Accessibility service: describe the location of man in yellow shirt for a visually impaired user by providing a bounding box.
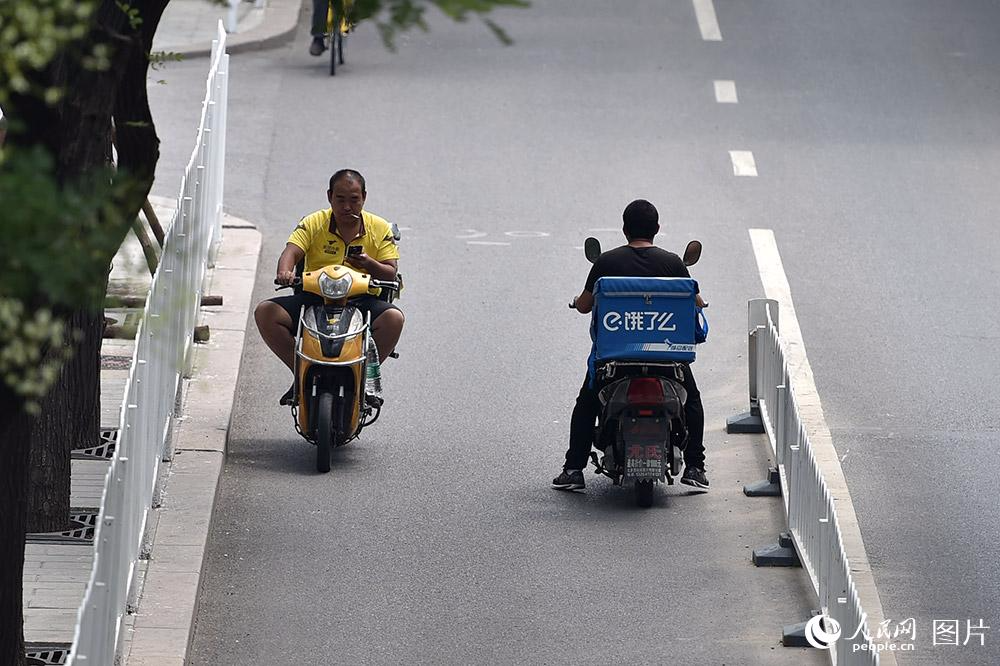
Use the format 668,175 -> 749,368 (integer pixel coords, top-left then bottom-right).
254,169 -> 404,404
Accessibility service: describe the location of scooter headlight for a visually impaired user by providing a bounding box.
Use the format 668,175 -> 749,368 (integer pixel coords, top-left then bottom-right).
318,272 -> 353,299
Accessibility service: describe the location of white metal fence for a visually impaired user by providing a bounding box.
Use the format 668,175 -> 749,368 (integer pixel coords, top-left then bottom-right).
746,298 -> 878,665
68,23 -> 229,665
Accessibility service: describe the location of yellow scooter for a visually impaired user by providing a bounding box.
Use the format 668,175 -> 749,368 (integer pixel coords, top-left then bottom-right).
276,264 -> 399,472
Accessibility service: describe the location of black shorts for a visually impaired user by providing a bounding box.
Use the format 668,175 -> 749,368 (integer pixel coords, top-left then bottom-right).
270,292 -> 400,329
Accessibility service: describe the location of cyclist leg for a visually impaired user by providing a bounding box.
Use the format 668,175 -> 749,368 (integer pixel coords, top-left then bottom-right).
309,0 -> 329,55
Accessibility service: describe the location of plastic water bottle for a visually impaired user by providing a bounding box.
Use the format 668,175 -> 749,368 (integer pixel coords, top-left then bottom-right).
365,340 -> 382,402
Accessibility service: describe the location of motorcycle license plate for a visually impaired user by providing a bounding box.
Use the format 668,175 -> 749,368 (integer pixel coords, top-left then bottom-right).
621,418 -> 667,481
625,444 -> 664,480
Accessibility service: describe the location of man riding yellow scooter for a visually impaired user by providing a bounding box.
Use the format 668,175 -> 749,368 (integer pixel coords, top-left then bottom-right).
254,169 -> 403,472
254,168 -> 404,408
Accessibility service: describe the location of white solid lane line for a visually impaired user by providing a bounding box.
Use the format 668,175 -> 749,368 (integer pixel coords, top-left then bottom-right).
714,80 -> 738,103
749,228 -> 893,657
692,0 -> 723,41
729,150 -> 758,176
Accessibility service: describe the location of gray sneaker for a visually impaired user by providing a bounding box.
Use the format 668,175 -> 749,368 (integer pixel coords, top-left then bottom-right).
309,36 -> 326,56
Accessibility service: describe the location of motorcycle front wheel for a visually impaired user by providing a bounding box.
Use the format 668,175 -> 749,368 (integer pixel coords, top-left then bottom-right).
316,391 -> 334,473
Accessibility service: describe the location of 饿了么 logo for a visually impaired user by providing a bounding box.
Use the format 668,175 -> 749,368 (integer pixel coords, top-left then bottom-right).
602,311 -> 676,333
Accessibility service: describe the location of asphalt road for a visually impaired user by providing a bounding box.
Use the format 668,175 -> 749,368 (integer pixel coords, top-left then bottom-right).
147,1 -> 1000,664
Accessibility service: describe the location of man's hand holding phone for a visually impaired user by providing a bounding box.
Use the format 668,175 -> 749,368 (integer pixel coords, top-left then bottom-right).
344,244 -> 371,272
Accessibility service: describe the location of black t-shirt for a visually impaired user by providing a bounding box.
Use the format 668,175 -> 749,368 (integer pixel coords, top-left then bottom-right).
584,245 -> 691,293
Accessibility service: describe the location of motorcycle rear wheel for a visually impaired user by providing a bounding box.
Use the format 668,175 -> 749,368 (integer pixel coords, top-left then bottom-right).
316,391 -> 334,473
635,480 -> 655,508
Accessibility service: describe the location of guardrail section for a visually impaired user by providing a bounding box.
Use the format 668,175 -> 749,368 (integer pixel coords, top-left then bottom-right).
748,298 -> 879,666
68,22 -> 229,665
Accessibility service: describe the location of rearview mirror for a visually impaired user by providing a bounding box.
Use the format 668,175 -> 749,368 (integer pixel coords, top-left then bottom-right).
682,240 -> 702,266
584,237 -> 602,264
391,223 -> 402,242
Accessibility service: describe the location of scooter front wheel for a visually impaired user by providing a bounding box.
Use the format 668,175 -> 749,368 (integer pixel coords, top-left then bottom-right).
316,391 -> 334,473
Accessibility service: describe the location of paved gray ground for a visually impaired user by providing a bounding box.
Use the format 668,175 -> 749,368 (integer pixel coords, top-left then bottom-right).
146,0 -> 1000,664
711,1 -> 1000,663
148,2 -> 823,664
153,0 -> 262,53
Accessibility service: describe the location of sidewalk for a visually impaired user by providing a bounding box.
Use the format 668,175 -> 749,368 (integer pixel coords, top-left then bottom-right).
153,0 -> 304,57
118,203 -> 261,666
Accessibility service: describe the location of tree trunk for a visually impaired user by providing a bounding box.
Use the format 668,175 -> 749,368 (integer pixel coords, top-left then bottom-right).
27,308 -> 104,533
0,391 -> 34,666
23,0 -> 170,534
0,1 -> 170,653
112,0 -> 169,216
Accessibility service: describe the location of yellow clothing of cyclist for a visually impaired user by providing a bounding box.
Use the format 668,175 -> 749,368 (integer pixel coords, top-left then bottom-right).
288,209 -> 399,273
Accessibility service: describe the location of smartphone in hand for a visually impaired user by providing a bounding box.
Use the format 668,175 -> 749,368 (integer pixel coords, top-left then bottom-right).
347,245 -> 363,257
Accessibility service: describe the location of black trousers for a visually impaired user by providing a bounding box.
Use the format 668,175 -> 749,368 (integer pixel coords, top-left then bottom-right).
311,0 -> 330,36
564,365 -> 706,471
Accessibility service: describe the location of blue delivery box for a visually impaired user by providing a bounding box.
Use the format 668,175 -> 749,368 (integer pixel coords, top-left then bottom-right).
591,277 -> 700,364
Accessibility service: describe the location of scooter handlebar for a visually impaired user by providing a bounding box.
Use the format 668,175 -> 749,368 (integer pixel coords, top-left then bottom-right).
369,279 -> 400,292
273,278 -> 302,291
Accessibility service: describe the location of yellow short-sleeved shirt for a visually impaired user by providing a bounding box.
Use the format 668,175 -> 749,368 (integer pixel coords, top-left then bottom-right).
288,209 -> 399,273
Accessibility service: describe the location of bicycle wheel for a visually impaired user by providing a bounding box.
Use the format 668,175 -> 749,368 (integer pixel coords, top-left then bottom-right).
329,26 -> 339,75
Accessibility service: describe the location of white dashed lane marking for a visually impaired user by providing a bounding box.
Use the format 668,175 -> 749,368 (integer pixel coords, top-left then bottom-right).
466,241 -> 511,246
692,0 -> 723,41
505,231 -> 551,238
729,150 -> 758,177
714,80 -> 738,103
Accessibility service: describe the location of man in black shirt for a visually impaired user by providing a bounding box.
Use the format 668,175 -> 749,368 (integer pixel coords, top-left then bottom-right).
552,199 -> 709,491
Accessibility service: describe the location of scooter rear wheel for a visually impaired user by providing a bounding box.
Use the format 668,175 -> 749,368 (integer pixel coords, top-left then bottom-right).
635,480 -> 655,508
316,391 -> 333,473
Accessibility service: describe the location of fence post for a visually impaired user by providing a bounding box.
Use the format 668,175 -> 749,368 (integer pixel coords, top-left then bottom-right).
727,298 -> 778,433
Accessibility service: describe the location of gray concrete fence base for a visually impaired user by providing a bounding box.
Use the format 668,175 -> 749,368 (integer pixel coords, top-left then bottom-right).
744,466 -> 781,497
752,532 -> 802,567
782,620 -> 811,648
726,409 -> 765,434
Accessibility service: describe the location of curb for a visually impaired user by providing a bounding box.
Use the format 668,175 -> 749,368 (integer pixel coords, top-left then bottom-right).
748,229 -> 896,665
121,215 -> 261,665
170,0 -> 304,58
